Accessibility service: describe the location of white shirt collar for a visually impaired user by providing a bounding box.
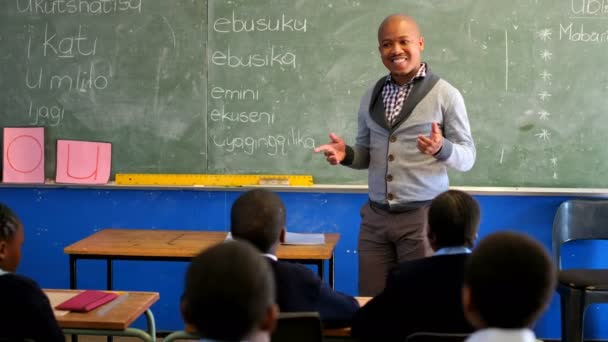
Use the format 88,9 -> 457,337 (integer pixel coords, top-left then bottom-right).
465,328 -> 536,342
0,267 -> 9,276
434,246 -> 472,256
262,253 -> 278,262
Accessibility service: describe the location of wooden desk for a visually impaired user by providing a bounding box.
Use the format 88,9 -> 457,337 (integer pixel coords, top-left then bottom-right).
64,229 -> 340,289
45,289 -> 159,342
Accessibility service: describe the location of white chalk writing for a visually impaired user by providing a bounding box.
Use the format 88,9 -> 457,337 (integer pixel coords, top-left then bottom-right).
210,86 -> 259,101
36,23 -> 97,58
16,0 -> 142,15
211,46 -> 297,69
28,101 -> 64,126
212,128 -> 315,156
25,62 -> 109,92
209,106 -> 274,126
560,22 -> 608,42
571,0 -> 608,16
213,12 -> 307,33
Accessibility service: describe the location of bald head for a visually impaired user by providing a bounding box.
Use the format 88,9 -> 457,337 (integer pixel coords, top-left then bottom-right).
378,14 -> 421,42
377,14 -> 425,85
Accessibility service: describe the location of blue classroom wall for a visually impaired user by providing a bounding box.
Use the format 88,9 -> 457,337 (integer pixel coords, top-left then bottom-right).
1,186 -> 608,339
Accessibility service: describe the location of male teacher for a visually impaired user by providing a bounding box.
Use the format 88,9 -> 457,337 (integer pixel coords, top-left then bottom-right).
314,14 -> 476,296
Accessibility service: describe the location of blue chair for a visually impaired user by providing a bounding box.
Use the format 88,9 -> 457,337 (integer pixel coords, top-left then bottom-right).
553,199 -> 608,342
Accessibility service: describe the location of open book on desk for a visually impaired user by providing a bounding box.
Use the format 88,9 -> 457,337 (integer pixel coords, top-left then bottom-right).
225,232 -> 325,245
283,232 -> 325,245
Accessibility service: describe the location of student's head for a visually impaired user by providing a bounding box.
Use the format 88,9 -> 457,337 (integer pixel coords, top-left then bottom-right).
0,203 -> 24,272
427,190 -> 480,250
377,14 -> 425,86
231,189 -> 286,254
462,231 -> 556,329
181,240 -> 278,341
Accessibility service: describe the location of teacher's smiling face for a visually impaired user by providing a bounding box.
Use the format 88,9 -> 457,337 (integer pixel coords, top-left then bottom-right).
378,15 -> 424,86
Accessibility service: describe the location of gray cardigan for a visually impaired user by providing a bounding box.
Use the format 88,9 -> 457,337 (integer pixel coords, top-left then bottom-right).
343,68 -> 475,208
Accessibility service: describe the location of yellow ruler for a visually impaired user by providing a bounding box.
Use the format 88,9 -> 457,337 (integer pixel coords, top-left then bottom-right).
115,173 -> 314,186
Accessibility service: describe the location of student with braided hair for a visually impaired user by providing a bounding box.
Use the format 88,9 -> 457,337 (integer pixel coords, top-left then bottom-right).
0,203 -> 64,341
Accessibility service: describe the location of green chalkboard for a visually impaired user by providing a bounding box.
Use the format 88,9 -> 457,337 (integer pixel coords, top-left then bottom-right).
0,0 -> 207,176
2,0 -> 608,187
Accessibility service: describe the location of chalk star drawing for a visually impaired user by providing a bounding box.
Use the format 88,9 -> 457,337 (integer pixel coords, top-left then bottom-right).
537,110 -> 551,120
550,157 -> 558,166
540,50 -> 553,61
540,70 -> 552,81
535,129 -> 551,141
537,28 -> 552,41
538,91 -> 552,101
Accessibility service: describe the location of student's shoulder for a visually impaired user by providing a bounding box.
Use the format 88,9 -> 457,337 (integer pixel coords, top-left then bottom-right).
0,274 -> 48,305
0,273 -> 43,291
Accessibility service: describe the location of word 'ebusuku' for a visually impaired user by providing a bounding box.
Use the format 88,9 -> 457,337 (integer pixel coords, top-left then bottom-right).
213,11 -> 307,33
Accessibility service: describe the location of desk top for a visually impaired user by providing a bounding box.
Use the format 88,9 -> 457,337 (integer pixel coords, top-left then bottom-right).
45,289 -> 159,330
64,229 -> 340,260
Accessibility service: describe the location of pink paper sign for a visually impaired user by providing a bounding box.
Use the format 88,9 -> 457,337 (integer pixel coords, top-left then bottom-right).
55,140 -> 111,184
3,127 -> 45,183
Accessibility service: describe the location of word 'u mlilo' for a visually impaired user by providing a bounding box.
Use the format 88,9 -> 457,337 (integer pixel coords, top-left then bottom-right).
25,62 -> 109,92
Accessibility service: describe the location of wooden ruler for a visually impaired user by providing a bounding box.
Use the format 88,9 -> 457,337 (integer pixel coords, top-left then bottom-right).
115,174 -> 314,186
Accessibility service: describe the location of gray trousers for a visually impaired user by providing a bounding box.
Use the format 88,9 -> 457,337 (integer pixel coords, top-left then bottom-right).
357,201 -> 433,296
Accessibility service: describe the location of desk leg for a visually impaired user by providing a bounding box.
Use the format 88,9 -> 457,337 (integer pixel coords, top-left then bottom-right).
106,259 -> 114,342
69,256 -> 79,342
329,254 -> 335,289
144,308 -> 157,341
318,260 -> 325,283
107,259 -> 113,290
70,255 -> 77,289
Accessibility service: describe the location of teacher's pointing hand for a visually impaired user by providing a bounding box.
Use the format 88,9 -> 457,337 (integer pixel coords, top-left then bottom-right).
313,133 -> 346,165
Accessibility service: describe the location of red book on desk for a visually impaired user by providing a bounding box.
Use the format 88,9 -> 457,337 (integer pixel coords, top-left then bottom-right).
55,290 -> 118,312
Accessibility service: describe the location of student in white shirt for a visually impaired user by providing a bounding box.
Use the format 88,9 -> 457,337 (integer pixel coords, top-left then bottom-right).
462,231 -> 556,342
